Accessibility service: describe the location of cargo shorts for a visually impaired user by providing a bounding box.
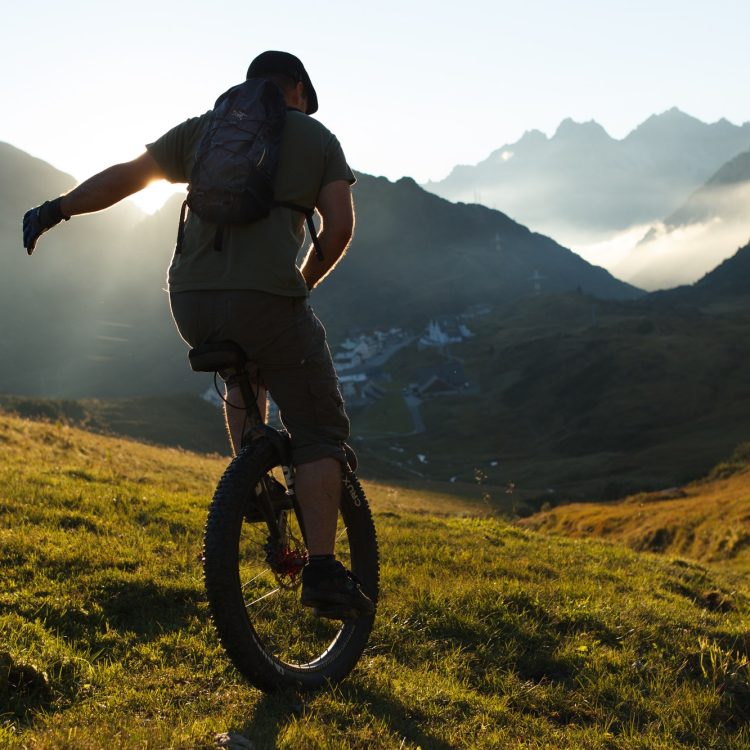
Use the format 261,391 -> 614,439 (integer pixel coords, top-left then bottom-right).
170,289 -> 349,465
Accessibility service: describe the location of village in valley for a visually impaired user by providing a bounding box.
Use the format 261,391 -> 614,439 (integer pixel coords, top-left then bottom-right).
331,304 -> 489,425
344,309 -> 485,392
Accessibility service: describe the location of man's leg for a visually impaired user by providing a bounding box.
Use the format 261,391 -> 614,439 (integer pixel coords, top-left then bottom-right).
223,375 -> 340,556
297,456 -> 374,618
224,382 -> 267,456
294,457 -> 341,555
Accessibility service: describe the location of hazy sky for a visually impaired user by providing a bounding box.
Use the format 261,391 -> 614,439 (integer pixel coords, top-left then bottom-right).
3,0 -> 750,211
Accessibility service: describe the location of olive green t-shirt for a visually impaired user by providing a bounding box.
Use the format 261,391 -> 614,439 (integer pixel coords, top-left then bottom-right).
147,108 -> 355,296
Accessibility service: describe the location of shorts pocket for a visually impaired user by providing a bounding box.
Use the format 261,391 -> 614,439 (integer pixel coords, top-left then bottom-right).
309,377 -> 348,435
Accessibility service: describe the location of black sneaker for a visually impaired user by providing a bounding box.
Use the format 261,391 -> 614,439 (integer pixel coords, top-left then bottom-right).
301,560 -> 375,621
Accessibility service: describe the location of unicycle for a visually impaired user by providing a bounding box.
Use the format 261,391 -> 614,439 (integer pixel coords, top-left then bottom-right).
188,341 -> 379,691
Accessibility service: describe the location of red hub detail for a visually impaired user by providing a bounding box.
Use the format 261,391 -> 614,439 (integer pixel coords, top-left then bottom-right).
271,546 -> 308,581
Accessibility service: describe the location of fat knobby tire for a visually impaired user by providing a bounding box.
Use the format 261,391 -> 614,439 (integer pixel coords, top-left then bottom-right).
203,439 -> 380,691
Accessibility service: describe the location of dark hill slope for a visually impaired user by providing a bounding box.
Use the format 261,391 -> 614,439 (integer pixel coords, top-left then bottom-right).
313,174 -> 639,338
356,248 -> 750,501
694,242 -> 750,295
0,141 -> 75,220
0,144 -> 151,396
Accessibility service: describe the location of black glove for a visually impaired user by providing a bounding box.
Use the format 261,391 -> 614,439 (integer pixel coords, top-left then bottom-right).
23,197 -> 69,255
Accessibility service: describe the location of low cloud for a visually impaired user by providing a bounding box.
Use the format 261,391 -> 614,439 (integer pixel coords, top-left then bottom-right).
615,218 -> 750,291
568,225 -> 652,271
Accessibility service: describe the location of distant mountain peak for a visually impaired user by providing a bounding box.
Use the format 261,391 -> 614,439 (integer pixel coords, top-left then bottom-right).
396,176 -> 420,189
661,106 -> 691,118
642,107 -> 696,123
422,109 -> 750,249
551,118 -> 612,144
518,128 -> 548,144
627,108 -> 705,139
0,140 -> 76,185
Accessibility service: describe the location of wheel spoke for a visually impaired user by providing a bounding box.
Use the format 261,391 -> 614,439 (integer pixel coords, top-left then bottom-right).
241,567 -> 272,591
247,587 -> 281,608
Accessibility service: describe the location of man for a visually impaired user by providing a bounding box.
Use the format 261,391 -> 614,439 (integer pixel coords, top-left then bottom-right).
23,51 -> 374,619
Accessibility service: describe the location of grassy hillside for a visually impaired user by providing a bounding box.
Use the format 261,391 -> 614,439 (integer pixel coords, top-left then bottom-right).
2,415 -> 750,748
0,393 -> 229,456
520,443 -> 750,572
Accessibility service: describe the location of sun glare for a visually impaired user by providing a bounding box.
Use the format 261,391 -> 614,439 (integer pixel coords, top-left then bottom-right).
129,181 -> 186,214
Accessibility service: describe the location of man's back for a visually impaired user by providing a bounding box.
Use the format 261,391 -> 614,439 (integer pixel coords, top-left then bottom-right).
147,108 -> 354,296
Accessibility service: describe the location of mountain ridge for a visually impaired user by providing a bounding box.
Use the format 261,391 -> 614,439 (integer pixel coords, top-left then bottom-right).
423,109 -> 750,248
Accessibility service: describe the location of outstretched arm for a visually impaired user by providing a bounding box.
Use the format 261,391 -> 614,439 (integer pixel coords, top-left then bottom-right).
300,179 -> 354,290
59,151 -> 165,216
23,151 -> 166,254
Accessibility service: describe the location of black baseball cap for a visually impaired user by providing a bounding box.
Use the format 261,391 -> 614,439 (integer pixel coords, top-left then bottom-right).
246,51 -> 318,114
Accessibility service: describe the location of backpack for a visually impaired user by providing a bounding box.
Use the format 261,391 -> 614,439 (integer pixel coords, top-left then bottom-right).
176,77 -> 323,259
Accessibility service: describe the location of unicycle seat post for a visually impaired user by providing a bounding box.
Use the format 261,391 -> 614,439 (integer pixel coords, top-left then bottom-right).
227,360 -> 266,445
186,339 -> 266,447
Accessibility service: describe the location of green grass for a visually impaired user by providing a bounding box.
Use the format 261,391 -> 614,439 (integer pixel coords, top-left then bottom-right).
350,391 -> 414,436
521,442 -> 750,573
2,414 -> 750,748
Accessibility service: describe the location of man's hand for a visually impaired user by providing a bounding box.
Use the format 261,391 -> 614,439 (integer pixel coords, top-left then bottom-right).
23,152 -> 166,256
23,197 -> 70,255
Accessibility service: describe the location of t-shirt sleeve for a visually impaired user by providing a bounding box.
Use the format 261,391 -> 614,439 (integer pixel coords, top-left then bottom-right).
146,115 -> 206,184
321,136 -> 356,188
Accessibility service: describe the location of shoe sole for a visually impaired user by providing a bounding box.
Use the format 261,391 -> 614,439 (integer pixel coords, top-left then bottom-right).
302,593 -> 375,620
311,605 -> 361,621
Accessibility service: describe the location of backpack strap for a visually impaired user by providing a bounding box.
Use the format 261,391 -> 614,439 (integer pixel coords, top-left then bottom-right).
277,202 -> 325,261
175,199 -> 189,255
